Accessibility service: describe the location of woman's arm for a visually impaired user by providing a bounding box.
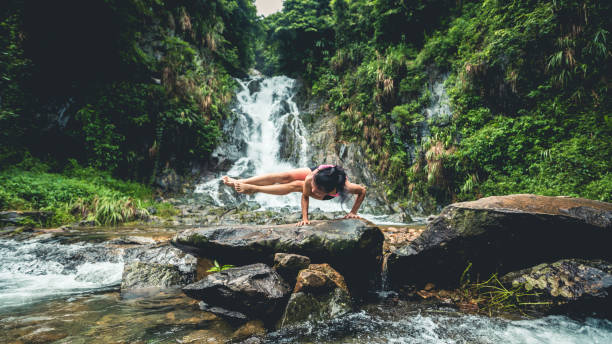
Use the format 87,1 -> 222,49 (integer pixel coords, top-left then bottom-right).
343,181 -> 366,218
297,176 -> 312,226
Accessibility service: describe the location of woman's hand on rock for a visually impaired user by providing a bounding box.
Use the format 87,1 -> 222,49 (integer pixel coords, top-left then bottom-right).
296,219 -> 311,226
343,212 -> 361,219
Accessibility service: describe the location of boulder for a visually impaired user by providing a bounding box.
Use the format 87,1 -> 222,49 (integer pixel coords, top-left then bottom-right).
173,219 -> 383,296
279,264 -> 353,327
120,244 -> 197,291
182,263 -> 291,321
273,253 -> 311,286
293,263 -> 348,294
500,259 -> 612,317
0,210 -> 52,227
387,194 -> 612,289
121,262 -> 192,290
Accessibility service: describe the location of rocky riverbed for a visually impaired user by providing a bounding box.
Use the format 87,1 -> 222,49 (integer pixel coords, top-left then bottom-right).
1,194 -> 611,343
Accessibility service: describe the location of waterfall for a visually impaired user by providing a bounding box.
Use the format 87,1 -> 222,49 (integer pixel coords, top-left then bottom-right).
420,75 -> 452,140
194,75 -> 345,212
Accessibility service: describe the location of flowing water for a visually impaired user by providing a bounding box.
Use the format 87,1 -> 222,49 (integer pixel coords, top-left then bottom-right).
193,76 -> 371,217
1,234 -> 610,344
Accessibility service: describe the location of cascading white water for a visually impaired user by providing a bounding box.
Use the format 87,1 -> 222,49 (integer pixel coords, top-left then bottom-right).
420,75 -> 452,140
0,238 -> 123,310
194,76 -> 346,212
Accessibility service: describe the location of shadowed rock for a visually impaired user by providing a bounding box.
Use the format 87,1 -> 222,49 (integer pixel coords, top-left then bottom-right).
273,253 -> 311,286
182,263 -> 290,321
501,259 -> 612,318
173,219 -> 383,296
387,194 -> 612,289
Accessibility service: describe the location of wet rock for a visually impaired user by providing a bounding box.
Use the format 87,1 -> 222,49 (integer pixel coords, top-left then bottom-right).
121,261 -> 192,290
108,236 -> 158,245
387,194 -> 612,289
155,168 -> 183,193
182,263 -> 291,321
279,264 -> 353,327
247,78 -> 263,94
501,259 -> 612,317
0,210 -> 52,227
121,244 -> 197,291
231,320 -> 266,341
174,219 -> 384,296
294,264 -> 349,294
199,301 -> 248,321
277,115 -> 305,165
273,253 -> 311,286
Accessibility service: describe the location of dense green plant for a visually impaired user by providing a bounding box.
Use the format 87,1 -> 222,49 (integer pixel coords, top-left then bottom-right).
264,0 -> 612,210
0,0 -> 258,181
0,160 -> 176,226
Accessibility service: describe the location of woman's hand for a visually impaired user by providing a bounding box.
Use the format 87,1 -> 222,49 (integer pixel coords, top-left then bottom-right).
296,219 -> 311,226
343,212 -> 361,219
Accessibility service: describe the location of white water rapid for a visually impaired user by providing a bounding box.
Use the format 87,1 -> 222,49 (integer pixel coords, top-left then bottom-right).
0,238 -> 123,310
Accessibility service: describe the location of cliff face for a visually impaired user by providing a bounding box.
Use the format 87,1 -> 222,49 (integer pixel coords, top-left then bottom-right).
294,82 -> 400,215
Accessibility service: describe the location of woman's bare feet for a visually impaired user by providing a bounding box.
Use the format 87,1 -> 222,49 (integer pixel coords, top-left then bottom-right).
234,182 -> 256,194
222,176 -> 238,187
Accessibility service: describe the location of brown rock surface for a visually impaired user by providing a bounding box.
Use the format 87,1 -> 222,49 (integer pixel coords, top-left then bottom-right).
388,194 -> 612,289
294,263 -> 348,294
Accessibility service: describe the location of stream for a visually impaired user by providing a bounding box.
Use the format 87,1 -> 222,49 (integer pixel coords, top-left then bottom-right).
1,232 -> 611,343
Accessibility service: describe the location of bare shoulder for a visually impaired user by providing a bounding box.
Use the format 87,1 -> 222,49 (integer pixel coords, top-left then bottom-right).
303,174 -> 313,193
345,180 -> 366,194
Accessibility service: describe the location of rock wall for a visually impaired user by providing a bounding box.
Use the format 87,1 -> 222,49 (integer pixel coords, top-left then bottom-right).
295,81 -> 393,215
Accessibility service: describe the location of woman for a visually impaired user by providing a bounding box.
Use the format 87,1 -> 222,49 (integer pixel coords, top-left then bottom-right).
222,165 -> 366,226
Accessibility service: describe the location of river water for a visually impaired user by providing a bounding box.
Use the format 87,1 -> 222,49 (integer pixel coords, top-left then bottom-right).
1,234 -> 611,343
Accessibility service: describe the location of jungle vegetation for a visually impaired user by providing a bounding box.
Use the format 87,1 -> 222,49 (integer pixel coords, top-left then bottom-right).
261,0 -> 611,210
0,0 -> 258,224
1,0 -> 610,224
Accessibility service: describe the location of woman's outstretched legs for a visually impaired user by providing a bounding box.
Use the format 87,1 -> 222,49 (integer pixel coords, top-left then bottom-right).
234,180 -> 304,195
223,168 -> 310,186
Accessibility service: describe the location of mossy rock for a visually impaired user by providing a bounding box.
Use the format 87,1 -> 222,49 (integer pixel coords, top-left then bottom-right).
388,194 -> 612,289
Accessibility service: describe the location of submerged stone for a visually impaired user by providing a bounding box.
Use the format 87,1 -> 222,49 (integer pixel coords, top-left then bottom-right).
280,288 -> 353,328
387,194 -> 612,289
173,219 -> 383,296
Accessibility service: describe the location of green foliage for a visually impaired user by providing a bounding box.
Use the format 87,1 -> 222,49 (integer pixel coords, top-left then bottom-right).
264,0 -> 611,209
467,273 -> 550,316
260,0 -> 335,80
207,260 -> 236,273
0,160 -> 175,227
0,0 -> 258,181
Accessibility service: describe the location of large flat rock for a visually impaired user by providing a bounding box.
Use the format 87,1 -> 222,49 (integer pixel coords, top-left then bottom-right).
173,219 -> 384,296
387,194 -> 612,289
